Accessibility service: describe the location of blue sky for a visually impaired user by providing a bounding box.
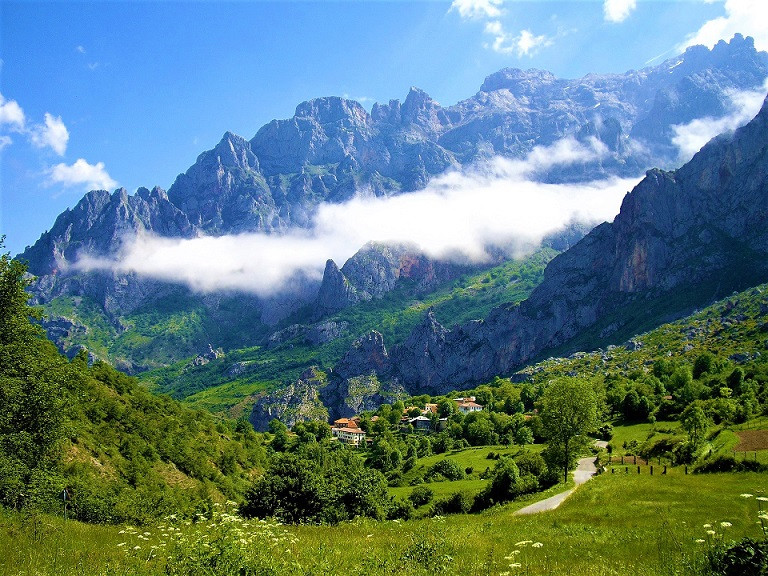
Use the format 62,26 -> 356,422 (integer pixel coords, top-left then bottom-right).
1,0 -> 765,257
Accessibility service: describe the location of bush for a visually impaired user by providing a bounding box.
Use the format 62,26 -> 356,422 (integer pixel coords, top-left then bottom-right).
695,456 -> 768,474
672,441 -> 696,465
431,491 -> 472,515
408,485 -> 434,507
425,459 -> 465,481
387,498 -> 415,521
707,537 -> 768,576
514,451 -> 547,477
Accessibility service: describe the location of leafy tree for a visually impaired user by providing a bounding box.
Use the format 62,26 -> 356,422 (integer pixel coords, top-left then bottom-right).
681,402 -> 710,448
693,352 -> 715,380
0,244 -> 69,509
539,378 -> 598,483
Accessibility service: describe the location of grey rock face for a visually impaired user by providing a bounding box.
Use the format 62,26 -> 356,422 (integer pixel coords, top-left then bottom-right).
389,93 -> 768,392
314,259 -> 362,316
248,367 -> 330,431
319,373 -> 406,421
333,331 -> 392,381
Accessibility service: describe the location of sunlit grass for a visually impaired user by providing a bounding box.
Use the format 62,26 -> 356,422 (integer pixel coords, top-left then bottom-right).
4,471 -> 766,575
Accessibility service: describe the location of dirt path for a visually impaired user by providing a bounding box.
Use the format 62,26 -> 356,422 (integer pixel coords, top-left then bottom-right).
514,455 -> 598,516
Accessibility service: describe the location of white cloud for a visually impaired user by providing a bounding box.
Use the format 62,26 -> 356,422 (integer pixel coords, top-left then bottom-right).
449,0 -> 551,57
0,136 -> 12,150
485,21 -> 552,57
680,0 -> 768,52
0,94 -> 26,131
30,113 -> 69,156
671,79 -> 768,161
47,158 -> 117,191
450,0 -> 503,20
75,136 -> 637,296
603,0 -> 636,23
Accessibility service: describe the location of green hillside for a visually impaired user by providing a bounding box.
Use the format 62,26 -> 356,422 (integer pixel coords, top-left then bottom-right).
0,247 -> 267,526
142,248 -> 558,413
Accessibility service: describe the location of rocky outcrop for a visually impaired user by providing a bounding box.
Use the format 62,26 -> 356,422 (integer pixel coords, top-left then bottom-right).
387,92 -> 768,392
314,259 -> 362,315
319,373 -> 406,422
248,367 -> 330,431
333,331 -> 392,380
313,242 -> 477,315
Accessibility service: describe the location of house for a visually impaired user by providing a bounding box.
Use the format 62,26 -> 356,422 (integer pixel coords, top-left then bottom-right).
333,417 -> 358,429
332,426 -> 366,446
423,403 -> 438,414
456,399 -> 483,414
408,415 -> 432,432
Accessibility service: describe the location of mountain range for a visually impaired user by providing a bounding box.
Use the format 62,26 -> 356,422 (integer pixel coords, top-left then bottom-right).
15,35 -> 768,422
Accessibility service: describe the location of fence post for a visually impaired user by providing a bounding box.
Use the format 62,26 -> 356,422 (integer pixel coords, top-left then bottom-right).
637,466 -> 640,474
650,465 -> 653,476
663,465 -> 667,475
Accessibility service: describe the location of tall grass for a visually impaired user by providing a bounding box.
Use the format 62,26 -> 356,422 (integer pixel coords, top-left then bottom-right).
3,472 -> 765,575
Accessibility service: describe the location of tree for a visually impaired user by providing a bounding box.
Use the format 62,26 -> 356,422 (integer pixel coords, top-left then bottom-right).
681,402 -> 710,448
539,378 -> 598,483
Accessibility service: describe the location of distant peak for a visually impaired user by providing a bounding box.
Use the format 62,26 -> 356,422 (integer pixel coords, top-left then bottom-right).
294,97 -> 368,122
480,67 -> 557,94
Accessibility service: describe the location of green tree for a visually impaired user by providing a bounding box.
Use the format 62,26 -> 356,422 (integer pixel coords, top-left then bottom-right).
539,378 -> 598,483
681,402 -> 710,448
0,243 -> 69,509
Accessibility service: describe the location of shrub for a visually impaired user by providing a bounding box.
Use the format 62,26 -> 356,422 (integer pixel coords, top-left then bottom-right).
695,456 -> 768,474
707,537 -> 768,576
425,459 -> 465,481
514,451 -> 547,477
387,498 -> 415,521
431,491 -> 472,515
408,485 -> 434,507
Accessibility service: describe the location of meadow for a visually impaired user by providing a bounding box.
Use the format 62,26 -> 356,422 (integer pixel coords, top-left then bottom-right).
2,470 -> 766,576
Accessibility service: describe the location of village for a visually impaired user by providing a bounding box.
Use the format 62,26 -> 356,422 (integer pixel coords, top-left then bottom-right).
330,397 -> 484,446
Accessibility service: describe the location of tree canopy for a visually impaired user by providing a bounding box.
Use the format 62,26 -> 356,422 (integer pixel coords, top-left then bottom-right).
539,378 -> 598,483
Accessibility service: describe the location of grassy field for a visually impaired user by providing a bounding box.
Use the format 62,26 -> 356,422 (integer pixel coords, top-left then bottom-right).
3,471 -> 766,576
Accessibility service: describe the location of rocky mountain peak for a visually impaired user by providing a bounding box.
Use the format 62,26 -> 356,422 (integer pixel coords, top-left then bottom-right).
315,259 -> 360,315
211,131 -> 260,173
479,68 -> 559,95
293,96 -> 370,127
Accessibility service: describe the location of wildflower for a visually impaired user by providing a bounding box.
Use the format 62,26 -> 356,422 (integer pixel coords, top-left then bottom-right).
118,530 -> 125,534
366,534 -> 373,538
133,546 -> 141,551
695,539 -> 706,544
117,542 -> 126,547
720,522 -> 732,528
515,540 -> 533,546
756,497 -> 768,502
532,542 -> 544,548
741,493 -> 754,498
706,530 -> 716,536
509,563 -> 522,568
703,523 -> 712,528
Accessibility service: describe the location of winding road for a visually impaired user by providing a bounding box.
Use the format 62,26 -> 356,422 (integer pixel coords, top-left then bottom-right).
514,442 -> 606,516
